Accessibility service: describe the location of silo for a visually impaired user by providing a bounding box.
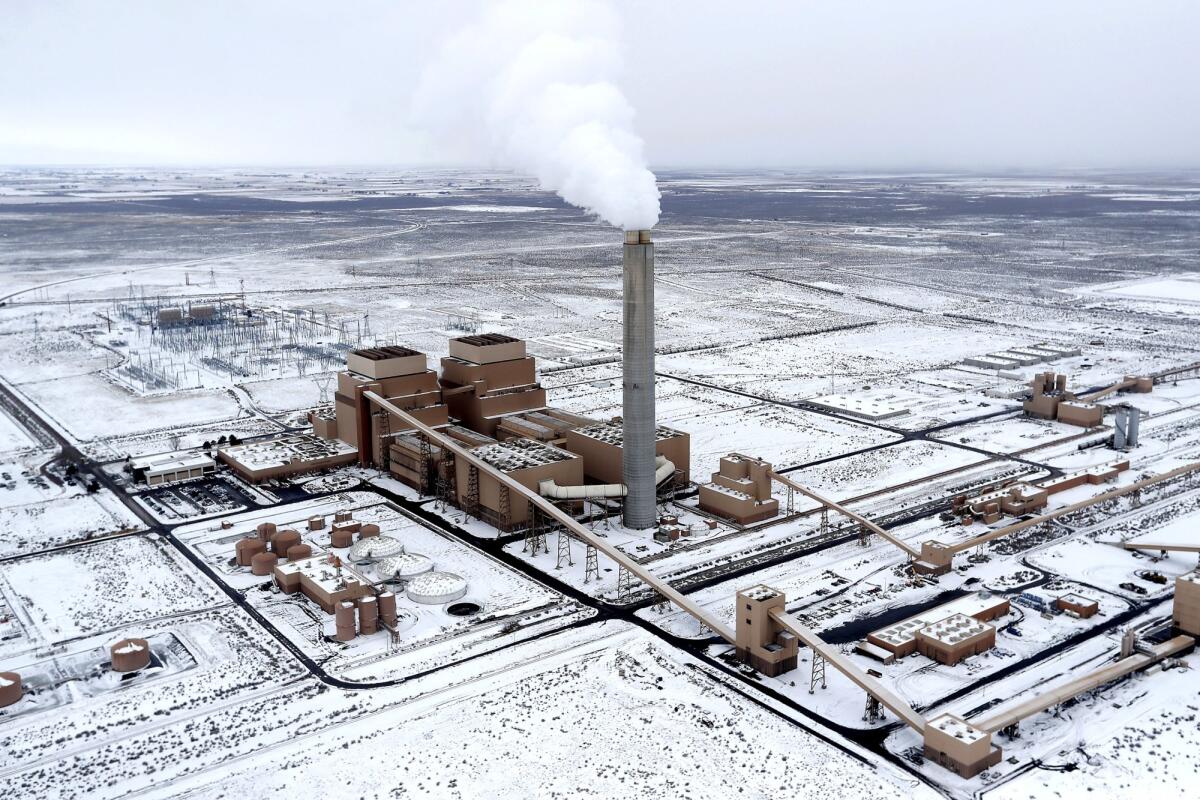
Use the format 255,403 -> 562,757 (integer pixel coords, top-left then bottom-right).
359,523 -> 381,539
307,515 -> 326,531
250,552 -> 278,576
110,638 -> 151,672
335,600 -> 356,642
358,595 -> 379,635
235,537 -> 266,567
622,229 -> 657,530
256,521 -> 277,542
271,529 -> 301,556
0,672 -> 22,708
286,544 -> 312,562
378,591 -> 398,626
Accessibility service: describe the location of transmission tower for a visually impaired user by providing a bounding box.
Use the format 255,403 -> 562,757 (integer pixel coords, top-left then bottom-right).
862,695 -> 884,722
809,651 -> 827,693
523,501 -> 547,555
583,544 -> 599,583
556,527 -> 574,569
617,566 -> 636,602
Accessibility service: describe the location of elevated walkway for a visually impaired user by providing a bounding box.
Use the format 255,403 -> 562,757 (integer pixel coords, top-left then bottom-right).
770,609 -> 925,732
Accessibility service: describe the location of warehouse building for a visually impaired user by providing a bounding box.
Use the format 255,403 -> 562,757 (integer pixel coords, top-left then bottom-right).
218,434 -> 357,483
866,593 -> 1009,661
130,452 -> 216,486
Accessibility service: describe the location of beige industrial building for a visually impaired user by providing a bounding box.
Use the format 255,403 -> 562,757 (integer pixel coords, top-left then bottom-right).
440,334 -> 548,438
1023,372 -> 1103,428
563,422 -> 690,486
274,553 -> 376,613
1055,593 -> 1099,618
1174,571 -> 1200,636
866,593 -> 1008,661
335,345 -> 450,466
218,433 -> 357,483
735,585 -> 799,676
699,454 -> 779,524
923,714 -> 1002,778
455,438 -> 585,529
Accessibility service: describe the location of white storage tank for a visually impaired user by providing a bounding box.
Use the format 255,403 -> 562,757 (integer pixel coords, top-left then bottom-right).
374,552 -> 434,581
347,535 -> 406,562
406,571 -> 468,605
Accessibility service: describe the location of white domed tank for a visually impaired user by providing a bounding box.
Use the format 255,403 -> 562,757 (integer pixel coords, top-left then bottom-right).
374,552 -> 434,581
346,535 -> 406,562
406,571 -> 468,605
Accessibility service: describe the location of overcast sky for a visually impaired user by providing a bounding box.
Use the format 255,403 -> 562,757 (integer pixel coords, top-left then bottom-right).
2,0 -> 1198,170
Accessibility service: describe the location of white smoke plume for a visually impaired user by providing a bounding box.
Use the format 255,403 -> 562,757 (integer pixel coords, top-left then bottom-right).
412,0 -> 660,231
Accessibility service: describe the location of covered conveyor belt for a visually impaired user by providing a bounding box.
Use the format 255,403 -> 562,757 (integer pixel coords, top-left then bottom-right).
1121,539 -> 1200,554
362,391 -> 735,641
770,609 -> 926,732
973,635 -> 1194,733
769,471 -> 920,559
945,461 -> 1200,556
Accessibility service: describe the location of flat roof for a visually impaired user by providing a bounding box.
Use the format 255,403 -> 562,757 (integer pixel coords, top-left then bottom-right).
572,422 -> 685,446
131,452 -> 215,472
452,333 -> 521,346
870,592 -> 1007,648
350,345 -> 422,361
742,585 -> 779,602
918,613 -> 992,646
928,713 -> 989,744
219,433 -> 356,471
472,439 -> 577,471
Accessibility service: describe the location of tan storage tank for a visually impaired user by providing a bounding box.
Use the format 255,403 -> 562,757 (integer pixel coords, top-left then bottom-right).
235,537 -> 267,567
331,527 -> 354,548
0,672 -> 22,708
257,521 -> 277,541
110,638 -> 151,672
308,515 -> 326,531
272,529 -> 301,556
251,552 -> 279,576
378,591 -> 397,626
335,510 -> 353,524
359,523 -> 381,539
358,595 -> 379,635
335,600 -> 356,642
286,544 -> 313,562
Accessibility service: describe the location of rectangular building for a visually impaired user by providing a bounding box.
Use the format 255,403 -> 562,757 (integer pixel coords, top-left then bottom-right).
456,438 -> 583,529
563,422 -> 690,486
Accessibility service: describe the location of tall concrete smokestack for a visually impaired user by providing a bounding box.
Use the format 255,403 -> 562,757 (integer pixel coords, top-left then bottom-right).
622,229 -> 656,529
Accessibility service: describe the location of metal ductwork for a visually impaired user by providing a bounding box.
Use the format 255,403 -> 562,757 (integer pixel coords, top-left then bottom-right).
622,229 -> 656,529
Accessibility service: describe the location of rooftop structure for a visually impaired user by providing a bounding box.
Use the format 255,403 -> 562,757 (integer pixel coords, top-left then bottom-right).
867,593 -> 1009,658
440,334 -> 545,437
455,439 -> 584,529
805,393 -> 910,421
217,433 -> 357,483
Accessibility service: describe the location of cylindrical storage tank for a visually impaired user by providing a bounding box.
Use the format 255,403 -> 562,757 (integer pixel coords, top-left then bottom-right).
0,672 -> 22,708
110,638 -> 151,672
256,521 -> 277,541
286,544 -> 312,562
335,600 -> 356,641
378,591 -> 397,626
308,515 -> 326,531
235,537 -> 266,567
335,510 -> 353,523
251,552 -> 279,576
406,571 -> 468,605
331,528 -> 354,548
347,535 -> 405,563
358,523 -> 381,540
374,552 -> 433,582
271,529 -> 301,556
358,595 -> 379,634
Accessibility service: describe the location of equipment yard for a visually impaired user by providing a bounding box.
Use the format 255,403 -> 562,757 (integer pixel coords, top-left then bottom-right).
1,167 -> 1199,799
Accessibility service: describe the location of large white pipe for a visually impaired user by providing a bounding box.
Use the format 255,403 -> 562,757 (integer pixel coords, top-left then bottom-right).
540,457 -> 674,500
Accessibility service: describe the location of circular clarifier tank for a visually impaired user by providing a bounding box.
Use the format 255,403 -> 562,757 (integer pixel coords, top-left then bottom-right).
406,571 -> 468,605
374,552 -> 434,581
346,535 -> 406,562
